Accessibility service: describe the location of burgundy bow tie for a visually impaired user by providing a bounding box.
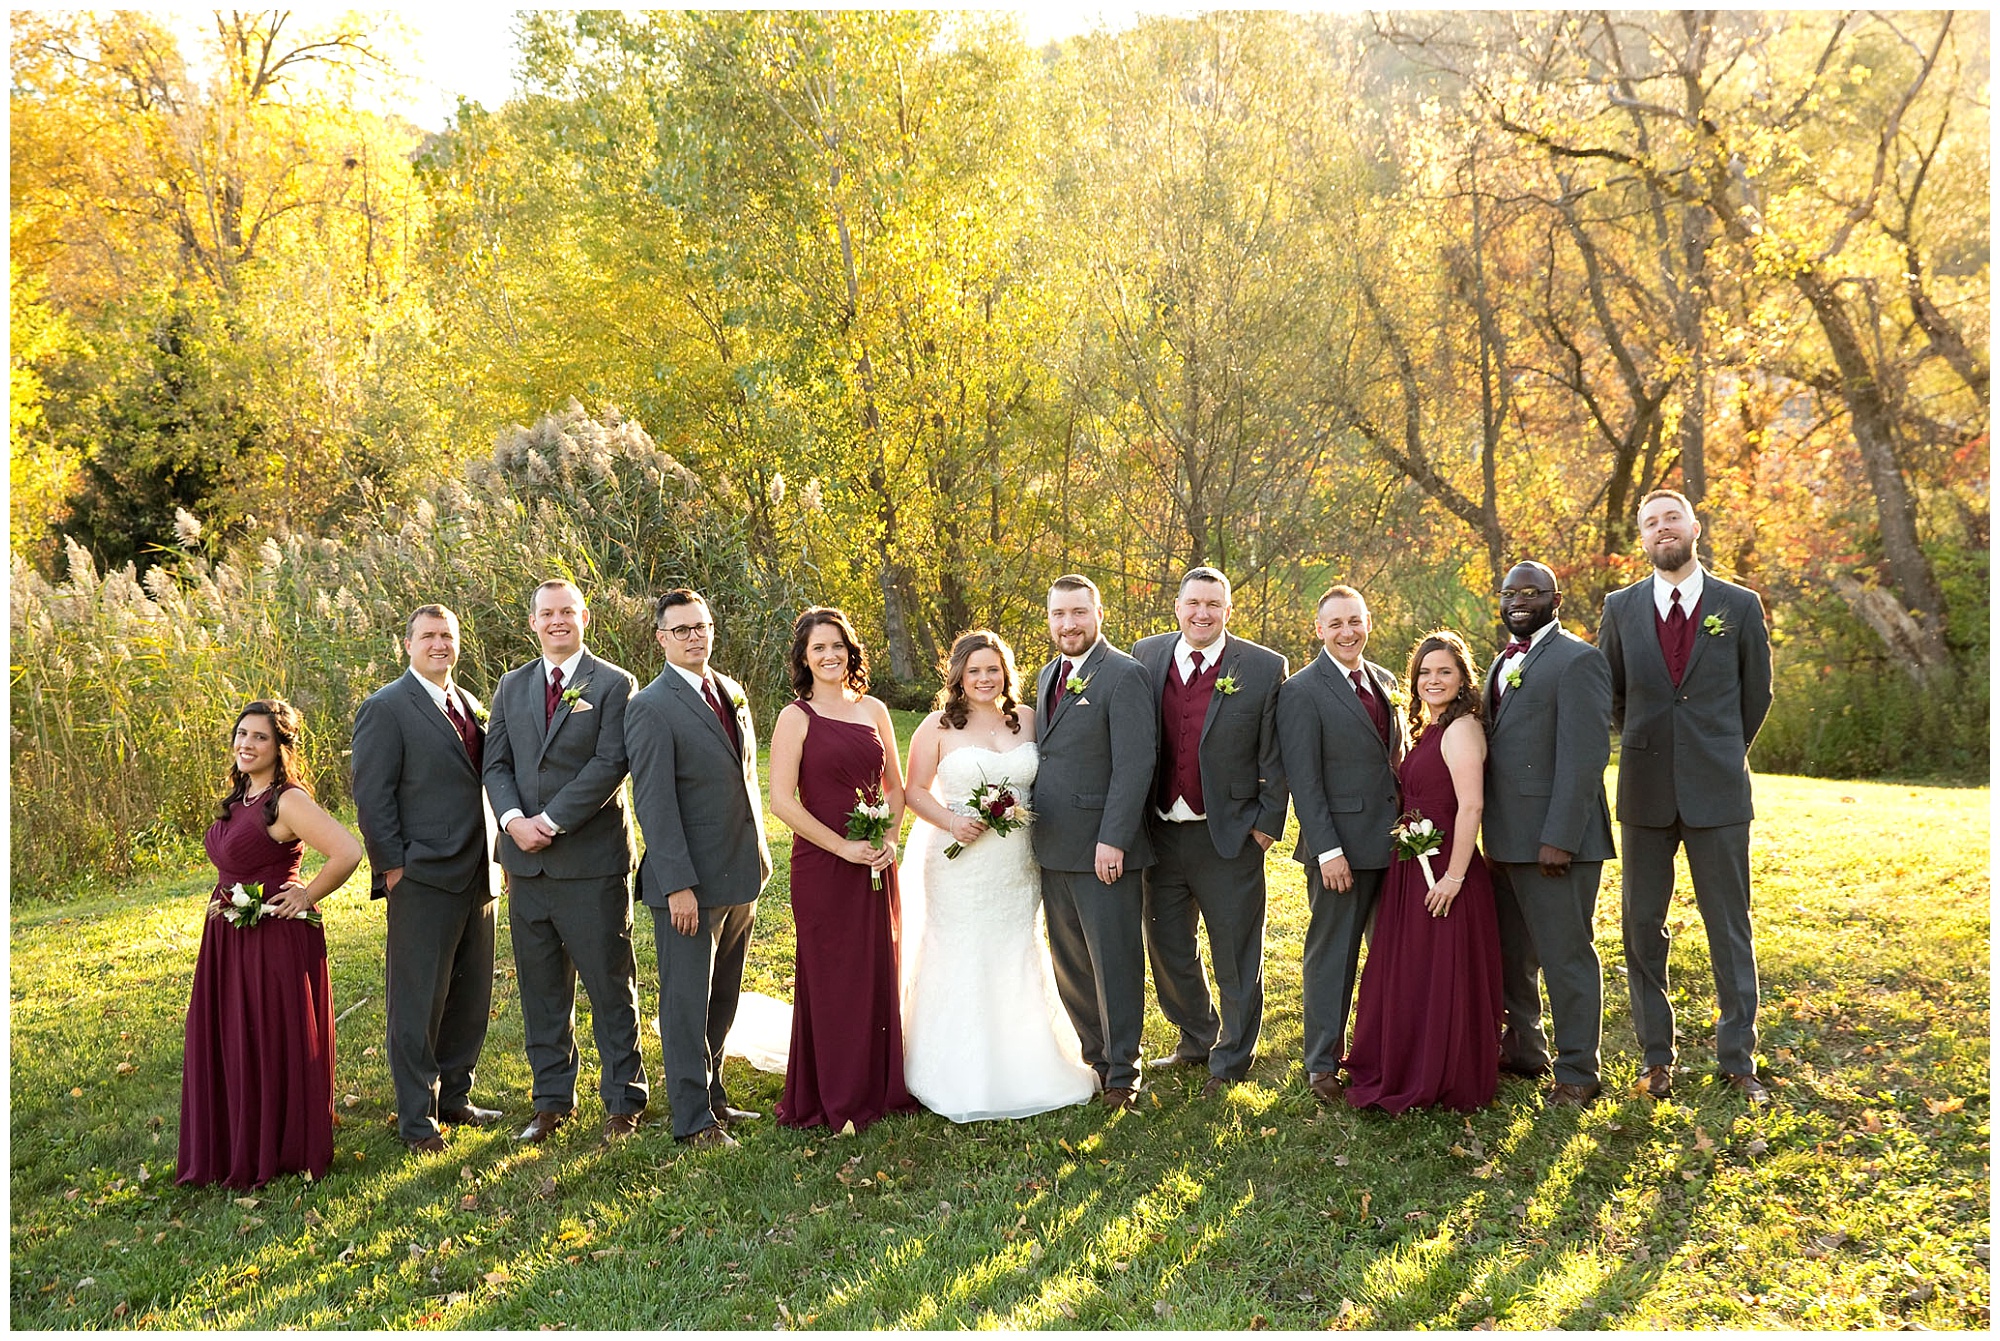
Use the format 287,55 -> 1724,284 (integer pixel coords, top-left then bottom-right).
1502,640 -> 1531,659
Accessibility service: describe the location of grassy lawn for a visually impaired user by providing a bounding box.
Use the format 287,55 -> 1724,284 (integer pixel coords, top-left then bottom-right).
9,757 -> 1989,1330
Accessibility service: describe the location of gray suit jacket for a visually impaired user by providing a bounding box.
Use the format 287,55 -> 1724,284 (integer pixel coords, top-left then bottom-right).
1030,640 -> 1159,873
1482,625 -> 1615,863
482,648 -> 637,880
626,666 -> 772,909
352,669 -> 496,900
1598,569 -> 1774,828
1131,632 -> 1290,860
1276,653 -> 1404,872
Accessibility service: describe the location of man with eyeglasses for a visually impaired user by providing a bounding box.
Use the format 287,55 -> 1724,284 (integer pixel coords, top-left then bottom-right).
625,589 -> 773,1148
1481,561 -> 1615,1107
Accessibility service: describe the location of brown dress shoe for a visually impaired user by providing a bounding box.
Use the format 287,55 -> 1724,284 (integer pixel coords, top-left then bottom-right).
514,1108 -> 575,1143
1640,1065 -> 1672,1099
1545,1081 -> 1602,1108
440,1103 -> 503,1128
678,1124 -> 739,1149
1722,1072 -> 1770,1103
602,1112 -> 643,1141
712,1105 -> 762,1126
1098,1086 -> 1138,1110
1200,1076 -> 1231,1099
1308,1071 -> 1343,1104
405,1134 -> 447,1153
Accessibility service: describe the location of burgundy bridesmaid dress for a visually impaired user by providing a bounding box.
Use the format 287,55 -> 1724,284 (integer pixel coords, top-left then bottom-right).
777,702 -> 918,1132
1343,722 -> 1504,1113
177,785 -> 336,1187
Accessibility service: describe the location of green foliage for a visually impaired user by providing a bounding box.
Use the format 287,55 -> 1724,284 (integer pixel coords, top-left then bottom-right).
1754,658 -> 1989,781
8,773 -> 1988,1327
9,404 -> 809,886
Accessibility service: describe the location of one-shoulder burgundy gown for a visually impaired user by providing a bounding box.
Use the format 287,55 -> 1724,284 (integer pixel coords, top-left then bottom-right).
177,786 -> 336,1187
777,702 -> 918,1132
1343,722 -> 1504,1113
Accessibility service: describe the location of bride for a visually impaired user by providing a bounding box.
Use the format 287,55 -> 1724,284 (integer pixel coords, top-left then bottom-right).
900,630 -> 1098,1121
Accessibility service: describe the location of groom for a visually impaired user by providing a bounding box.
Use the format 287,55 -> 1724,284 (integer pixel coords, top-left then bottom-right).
626,589 -> 772,1150
1033,574 -> 1159,1110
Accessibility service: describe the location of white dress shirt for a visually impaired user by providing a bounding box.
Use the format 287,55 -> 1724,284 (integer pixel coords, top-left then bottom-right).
1492,617 -> 1559,700
497,648 -> 589,833
1651,567 -> 1706,621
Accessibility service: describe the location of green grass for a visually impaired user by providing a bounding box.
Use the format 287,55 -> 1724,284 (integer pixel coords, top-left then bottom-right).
10,765 -> 1989,1329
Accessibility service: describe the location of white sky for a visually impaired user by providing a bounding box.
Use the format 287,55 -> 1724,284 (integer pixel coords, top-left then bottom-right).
141,6 -> 1220,129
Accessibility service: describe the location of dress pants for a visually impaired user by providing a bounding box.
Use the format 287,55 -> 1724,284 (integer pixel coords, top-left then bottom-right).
1142,821 -> 1267,1081
508,872 -> 649,1115
1492,859 -> 1605,1087
652,899 -> 756,1139
384,875 -> 496,1143
1301,862 -> 1383,1076
1041,866 -> 1146,1093
1620,820 -> 1760,1076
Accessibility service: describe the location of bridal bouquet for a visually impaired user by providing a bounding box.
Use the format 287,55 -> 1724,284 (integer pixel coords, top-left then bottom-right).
210,881 -> 322,929
1389,813 -> 1444,889
845,788 -> 895,889
943,778 -> 1033,859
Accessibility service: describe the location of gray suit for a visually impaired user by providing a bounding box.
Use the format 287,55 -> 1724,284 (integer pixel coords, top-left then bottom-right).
1276,652 -> 1404,1076
1031,640 -> 1158,1092
626,665 -> 772,1139
352,669 -> 498,1144
483,648 -> 648,1116
1482,626 -> 1615,1087
1132,633 -> 1289,1081
1598,569 -> 1774,1076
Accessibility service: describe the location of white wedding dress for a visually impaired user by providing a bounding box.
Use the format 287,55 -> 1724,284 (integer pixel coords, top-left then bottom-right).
901,743 -> 1098,1122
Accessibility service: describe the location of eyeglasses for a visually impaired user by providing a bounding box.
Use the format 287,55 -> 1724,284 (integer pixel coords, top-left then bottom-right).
1499,587 -> 1549,601
659,621 -> 714,641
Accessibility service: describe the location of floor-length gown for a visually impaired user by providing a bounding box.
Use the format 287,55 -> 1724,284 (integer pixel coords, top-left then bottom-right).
777,702 -> 919,1131
902,743 -> 1097,1121
178,785 -> 336,1187
1343,722 -> 1504,1113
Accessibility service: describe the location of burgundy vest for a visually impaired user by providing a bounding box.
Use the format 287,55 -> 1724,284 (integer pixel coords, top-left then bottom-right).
1655,594 -> 1702,686
1156,655 -> 1222,813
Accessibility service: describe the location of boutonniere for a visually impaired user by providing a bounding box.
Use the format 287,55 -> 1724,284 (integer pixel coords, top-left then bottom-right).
728,690 -> 747,713
470,703 -> 489,725
561,678 -> 592,710
1065,672 -> 1091,696
1702,613 -> 1728,637
1504,667 -> 1524,691
1384,682 -> 1409,711
1214,674 -> 1240,696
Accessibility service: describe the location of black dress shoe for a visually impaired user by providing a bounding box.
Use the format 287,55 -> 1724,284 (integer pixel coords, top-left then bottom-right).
440,1103 -> 503,1128
679,1124 -> 739,1149
405,1134 -> 447,1153
712,1105 -> 762,1126
514,1108 -> 575,1143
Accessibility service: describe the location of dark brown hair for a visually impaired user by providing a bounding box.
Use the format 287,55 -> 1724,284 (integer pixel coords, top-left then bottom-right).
216,698 -> 310,824
935,630 -> 1023,734
1048,573 -> 1101,603
1405,630 -> 1483,739
654,588 -> 706,623
789,606 -> 870,700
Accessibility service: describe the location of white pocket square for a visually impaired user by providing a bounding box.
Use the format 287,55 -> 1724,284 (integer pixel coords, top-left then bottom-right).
569,698 -> 595,713
1075,696 -> 1092,707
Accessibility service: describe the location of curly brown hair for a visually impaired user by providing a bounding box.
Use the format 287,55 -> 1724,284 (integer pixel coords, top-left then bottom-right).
935,630 -> 1023,734
216,698 -> 311,824
789,607 -> 870,700
1405,630 -> 1484,739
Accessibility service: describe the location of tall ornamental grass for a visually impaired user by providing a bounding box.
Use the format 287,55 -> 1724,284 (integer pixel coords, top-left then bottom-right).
11,403 -> 813,890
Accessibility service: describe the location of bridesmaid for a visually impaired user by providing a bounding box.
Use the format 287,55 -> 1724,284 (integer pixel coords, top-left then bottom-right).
767,607 -> 919,1131
179,698 -> 362,1188
1343,631 -> 1505,1113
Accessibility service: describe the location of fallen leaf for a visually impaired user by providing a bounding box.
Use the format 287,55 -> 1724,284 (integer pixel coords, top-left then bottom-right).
1692,1127 -> 1715,1153
152,1231 -> 166,1245
484,1269 -> 511,1285
362,1047 -> 378,1058
1861,1111 -> 1884,1134
1359,1191 -> 1372,1218
1028,1242 -> 1044,1262
303,1209 -> 323,1227
70,1087 -> 83,1098
233,1197 -> 261,1210
1260,1126 -> 1277,1137
460,1166 -> 475,1181
113,1302 -> 128,1319
1746,1138 -> 1769,1156
460,1195 -> 478,1211
1154,1301 -> 1173,1319
1472,1162 -> 1496,1179
1112,1259 -> 1129,1272
115,1062 -> 136,1076
343,1094 -> 361,1108
537,1177 -> 557,1197
1333,1154 -> 1348,1167
1925,1095 -> 1964,1116
1250,1314 -> 1270,1330
1472,1316 -> 1498,1331
838,1120 -> 857,1137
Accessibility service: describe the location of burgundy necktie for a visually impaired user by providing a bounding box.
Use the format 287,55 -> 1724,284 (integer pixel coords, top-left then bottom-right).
1667,587 -> 1687,635
1186,649 -> 1204,683
702,676 -> 740,752
1351,668 -> 1390,743
1050,659 -> 1073,712
444,691 -> 481,770
545,665 -> 564,726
